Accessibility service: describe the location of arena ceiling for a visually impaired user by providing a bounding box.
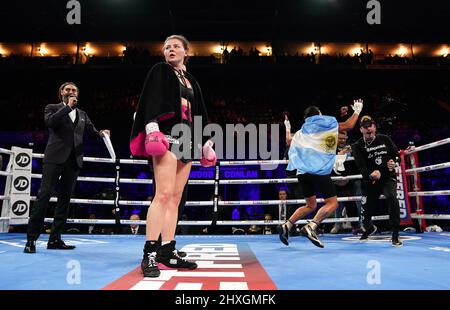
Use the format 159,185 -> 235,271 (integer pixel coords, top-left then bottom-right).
1,0 -> 449,43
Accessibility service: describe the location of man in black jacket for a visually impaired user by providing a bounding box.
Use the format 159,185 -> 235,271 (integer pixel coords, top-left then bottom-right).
351,116 -> 403,246
24,82 -> 110,253
122,214 -> 146,235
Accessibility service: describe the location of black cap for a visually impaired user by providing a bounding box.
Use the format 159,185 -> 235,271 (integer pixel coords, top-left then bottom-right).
360,115 -> 375,128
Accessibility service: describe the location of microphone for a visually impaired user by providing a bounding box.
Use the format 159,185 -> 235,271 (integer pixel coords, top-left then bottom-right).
68,94 -> 78,108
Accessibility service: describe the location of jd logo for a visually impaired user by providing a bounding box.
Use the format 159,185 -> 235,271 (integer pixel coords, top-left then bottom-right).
14,177 -> 29,191
12,200 -> 28,216
15,153 -> 31,168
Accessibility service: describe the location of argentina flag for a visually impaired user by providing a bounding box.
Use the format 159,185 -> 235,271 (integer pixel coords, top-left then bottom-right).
287,115 -> 338,175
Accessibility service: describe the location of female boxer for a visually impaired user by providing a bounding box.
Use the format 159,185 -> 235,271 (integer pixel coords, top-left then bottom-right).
130,35 -> 216,277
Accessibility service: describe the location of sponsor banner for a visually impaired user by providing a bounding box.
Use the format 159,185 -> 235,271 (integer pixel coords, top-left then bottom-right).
397,152 -> 412,225
411,152 -> 426,229
9,147 -> 32,223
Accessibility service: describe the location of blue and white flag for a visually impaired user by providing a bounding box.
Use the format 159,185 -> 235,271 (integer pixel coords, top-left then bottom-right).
287,115 -> 338,175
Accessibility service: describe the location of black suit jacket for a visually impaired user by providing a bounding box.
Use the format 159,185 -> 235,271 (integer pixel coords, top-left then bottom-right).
122,225 -> 145,235
43,102 -> 100,168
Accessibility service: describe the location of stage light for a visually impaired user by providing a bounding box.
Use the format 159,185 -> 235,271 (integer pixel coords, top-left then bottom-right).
0,44 -> 7,56
212,44 -> 226,54
37,44 -> 49,56
395,45 -> 408,57
350,46 -> 363,56
256,44 -> 272,56
305,44 -> 318,55
438,46 -> 449,57
82,44 -> 94,56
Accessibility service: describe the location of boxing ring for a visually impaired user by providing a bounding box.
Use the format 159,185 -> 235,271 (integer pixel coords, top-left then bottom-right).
0,138 -> 449,290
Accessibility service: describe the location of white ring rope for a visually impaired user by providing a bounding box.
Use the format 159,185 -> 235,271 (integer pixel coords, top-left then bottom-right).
30,174 -> 216,185
29,196 -> 214,206
218,196 -> 384,206
411,214 -> 450,220
43,215 -> 391,226
408,190 -> 450,196
25,195 -> 377,206
32,153 -> 203,166
219,175 -> 363,185
30,171 -> 364,185
30,196 -> 115,205
0,171 -> 13,177
403,137 -> 450,155
219,158 -> 354,166
219,160 -> 289,166
0,148 -> 14,155
405,162 -> 450,174
2,213 -> 447,226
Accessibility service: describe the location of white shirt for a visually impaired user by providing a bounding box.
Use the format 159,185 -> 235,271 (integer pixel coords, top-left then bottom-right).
64,102 -> 77,123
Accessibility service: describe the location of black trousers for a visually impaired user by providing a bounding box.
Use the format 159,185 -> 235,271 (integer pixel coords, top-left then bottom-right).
360,177 -> 400,233
27,153 -> 80,242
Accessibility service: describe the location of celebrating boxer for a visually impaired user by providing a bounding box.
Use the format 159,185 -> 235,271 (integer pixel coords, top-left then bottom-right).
278,100 -> 363,248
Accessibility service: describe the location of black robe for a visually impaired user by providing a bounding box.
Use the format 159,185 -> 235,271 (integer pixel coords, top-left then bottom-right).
130,62 -> 209,157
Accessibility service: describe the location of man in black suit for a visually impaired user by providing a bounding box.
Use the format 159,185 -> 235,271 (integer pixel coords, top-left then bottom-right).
24,82 -> 110,253
122,214 -> 145,235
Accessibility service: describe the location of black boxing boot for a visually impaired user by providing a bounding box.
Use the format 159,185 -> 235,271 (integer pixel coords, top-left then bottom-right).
157,234 -> 186,257
141,240 -> 160,277
157,240 -> 197,270
277,222 -> 290,246
300,221 -> 324,248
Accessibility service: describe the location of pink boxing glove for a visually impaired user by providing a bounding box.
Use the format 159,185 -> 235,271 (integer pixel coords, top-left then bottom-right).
145,122 -> 169,156
199,140 -> 217,167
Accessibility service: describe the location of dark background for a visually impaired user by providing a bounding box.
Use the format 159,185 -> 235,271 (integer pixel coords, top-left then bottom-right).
1,0 -> 449,42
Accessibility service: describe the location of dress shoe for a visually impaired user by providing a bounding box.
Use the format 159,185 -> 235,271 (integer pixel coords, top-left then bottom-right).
24,240 -> 36,254
47,239 -> 76,250
360,225 -> 377,240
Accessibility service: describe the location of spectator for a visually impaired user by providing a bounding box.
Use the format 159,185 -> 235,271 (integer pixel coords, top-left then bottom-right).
264,213 -> 275,235
277,189 -> 288,221
86,213 -> 101,234
122,214 -> 145,235
330,131 -> 361,235
352,115 -> 403,246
